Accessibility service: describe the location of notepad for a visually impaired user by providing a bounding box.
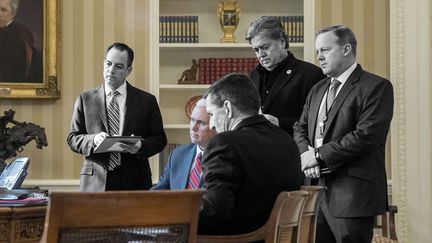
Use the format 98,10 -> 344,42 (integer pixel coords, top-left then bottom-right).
94,136 -> 141,153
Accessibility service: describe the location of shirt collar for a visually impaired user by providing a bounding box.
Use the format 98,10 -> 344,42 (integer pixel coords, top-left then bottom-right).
105,81 -> 127,97
332,62 -> 357,85
196,145 -> 204,156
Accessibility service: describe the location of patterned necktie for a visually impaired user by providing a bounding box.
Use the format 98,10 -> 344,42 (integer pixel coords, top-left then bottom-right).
314,79 -> 341,143
107,91 -> 121,171
187,152 -> 202,189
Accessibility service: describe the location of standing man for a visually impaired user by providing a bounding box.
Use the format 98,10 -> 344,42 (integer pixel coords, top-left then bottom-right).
246,16 -> 325,136
152,99 -> 216,190
199,73 -> 303,235
67,42 -> 167,192
293,25 -> 394,243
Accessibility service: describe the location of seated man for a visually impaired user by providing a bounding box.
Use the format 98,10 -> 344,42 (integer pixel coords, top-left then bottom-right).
152,99 -> 216,189
199,73 -> 304,235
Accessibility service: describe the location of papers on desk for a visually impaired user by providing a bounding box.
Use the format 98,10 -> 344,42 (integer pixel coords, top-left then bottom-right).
0,188 -> 48,206
0,197 -> 48,206
94,136 -> 142,153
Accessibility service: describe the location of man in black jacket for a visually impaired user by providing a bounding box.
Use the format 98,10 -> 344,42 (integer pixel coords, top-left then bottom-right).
198,73 -> 303,235
247,16 -> 325,136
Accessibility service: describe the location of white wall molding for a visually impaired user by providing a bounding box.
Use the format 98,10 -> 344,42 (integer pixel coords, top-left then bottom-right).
23,179 -> 80,192
390,0 -> 432,242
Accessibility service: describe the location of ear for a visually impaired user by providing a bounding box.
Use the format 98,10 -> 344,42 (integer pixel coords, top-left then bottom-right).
343,44 -> 352,56
223,100 -> 233,119
126,66 -> 133,76
280,39 -> 286,48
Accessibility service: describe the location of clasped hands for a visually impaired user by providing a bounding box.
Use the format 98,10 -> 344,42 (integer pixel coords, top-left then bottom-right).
93,132 -> 141,154
301,145 -> 320,178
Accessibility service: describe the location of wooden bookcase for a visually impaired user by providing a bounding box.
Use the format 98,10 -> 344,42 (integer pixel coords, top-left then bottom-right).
149,0 -> 315,176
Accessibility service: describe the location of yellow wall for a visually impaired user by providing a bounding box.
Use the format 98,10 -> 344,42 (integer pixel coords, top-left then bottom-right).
0,0 -> 151,179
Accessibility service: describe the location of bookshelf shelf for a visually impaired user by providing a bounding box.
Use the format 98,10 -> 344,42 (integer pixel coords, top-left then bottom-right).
160,43 -> 304,49
160,84 -> 211,90
164,124 -> 190,129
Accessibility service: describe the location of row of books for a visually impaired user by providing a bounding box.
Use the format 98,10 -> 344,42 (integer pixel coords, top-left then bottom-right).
160,16 -> 199,43
273,15 -> 304,43
158,143 -> 180,176
198,58 -> 259,84
159,15 -> 303,44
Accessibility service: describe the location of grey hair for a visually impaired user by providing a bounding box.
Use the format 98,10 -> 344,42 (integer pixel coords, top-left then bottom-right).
245,16 -> 289,49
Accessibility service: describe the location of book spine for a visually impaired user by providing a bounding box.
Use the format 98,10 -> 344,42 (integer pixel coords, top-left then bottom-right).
199,58 -> 206,84
209,58 -> 216,84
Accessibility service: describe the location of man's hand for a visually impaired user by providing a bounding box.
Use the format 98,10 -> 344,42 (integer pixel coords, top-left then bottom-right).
300,146 -> 319,171
304,165 -> 321,178
263,114 -> 279,127
119,139 -> 142,154
93,132 -> 108,147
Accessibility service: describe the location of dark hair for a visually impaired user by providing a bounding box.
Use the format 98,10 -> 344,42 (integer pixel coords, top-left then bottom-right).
203,73 -> 260,115
245,16 -> 289,49
105,42 -> 134,67
316,25 -> 357,57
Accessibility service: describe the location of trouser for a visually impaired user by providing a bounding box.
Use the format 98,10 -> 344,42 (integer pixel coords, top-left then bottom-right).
315,200 -> 375,243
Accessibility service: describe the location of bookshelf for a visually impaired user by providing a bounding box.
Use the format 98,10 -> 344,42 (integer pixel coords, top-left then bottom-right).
149,0 -> 315,176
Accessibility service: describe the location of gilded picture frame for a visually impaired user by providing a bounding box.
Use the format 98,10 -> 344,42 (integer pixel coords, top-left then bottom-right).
0,0 -> 60,99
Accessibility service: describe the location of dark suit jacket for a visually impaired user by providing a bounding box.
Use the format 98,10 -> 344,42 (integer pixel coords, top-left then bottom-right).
152,143 -> 203,190
293,65 -> 394,217
198,115 -> 304,235
250,52 -> 325,136
67,82 -> 167,192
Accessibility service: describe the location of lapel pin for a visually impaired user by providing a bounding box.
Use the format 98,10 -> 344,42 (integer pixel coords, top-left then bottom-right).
286,69 -> 292,74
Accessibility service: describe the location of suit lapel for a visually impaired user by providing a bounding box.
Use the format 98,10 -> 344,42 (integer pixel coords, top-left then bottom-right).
180,147 -> 197,189
309,78 -> 330,142
123,83 -> 136,135
323,65 -> 363,139
95,85 -> 109,131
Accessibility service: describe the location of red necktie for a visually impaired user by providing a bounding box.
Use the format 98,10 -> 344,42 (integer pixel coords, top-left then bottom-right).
187,152 -> 202,189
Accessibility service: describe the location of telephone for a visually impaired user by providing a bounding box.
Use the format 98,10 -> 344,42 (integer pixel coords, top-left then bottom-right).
0,157 -> 30,190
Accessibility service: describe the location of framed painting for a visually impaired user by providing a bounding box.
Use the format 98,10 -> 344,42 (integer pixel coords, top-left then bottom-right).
0,0 -> 60,98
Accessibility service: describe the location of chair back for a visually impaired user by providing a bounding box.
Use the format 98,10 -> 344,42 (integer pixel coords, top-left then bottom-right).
298,186 -> 326,243
41,190 -> 203,243
197,190 -> 309,243
267,190 -> 310,243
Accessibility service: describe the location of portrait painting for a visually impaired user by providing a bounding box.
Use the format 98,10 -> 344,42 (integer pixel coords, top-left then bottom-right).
0,0 -> 59,98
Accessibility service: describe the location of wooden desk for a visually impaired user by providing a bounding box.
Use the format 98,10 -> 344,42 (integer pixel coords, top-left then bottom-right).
0,206 -> 46,243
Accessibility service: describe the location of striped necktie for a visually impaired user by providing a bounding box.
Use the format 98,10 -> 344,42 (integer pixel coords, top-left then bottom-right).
187,152 -> 202,189
107,91 -> 121,171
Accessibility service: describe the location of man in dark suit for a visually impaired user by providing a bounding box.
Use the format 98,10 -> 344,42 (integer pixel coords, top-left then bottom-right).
293,25 -> 394,243
67,42 -> 167,192
152,99 -> 216,190
198,73 -> 304,235
246,16 -> 325,136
